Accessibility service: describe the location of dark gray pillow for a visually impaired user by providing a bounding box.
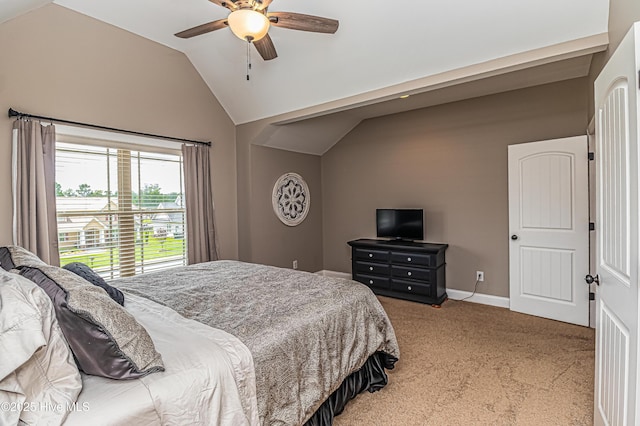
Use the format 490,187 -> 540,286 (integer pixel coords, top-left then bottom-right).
63,262 -> 124,306
0,247 -> 15,271
5,246 -> 164,380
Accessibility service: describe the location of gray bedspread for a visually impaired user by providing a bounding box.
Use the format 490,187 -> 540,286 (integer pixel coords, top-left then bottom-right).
113,260 -> 400,425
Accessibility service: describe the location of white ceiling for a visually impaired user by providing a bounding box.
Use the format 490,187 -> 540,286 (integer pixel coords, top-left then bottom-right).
0,0 -> 50,24
1,0 -> 610,153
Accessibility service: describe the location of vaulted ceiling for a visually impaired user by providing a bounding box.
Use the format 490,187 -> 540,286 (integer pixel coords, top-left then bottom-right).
1,0 -> 610,154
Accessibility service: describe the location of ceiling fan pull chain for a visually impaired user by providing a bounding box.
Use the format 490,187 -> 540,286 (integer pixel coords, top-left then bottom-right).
246,38 -> 252,81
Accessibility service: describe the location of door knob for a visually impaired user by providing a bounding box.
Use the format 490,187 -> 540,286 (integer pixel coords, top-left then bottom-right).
585,274 -> 600,286
511,235 -> 519,240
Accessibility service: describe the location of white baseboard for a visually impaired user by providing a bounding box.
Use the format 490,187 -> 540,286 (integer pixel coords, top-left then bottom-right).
446,289 -> 510,308
316,270 -> 510,309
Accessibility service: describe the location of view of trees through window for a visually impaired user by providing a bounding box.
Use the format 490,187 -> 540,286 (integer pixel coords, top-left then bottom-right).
55,141 -> 187,279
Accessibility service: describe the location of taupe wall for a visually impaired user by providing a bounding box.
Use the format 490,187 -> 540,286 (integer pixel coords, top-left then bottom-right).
248,145 -> 323,271
321,78 -> 589,297
235,119 -> 323,272
0,5 -> 239,258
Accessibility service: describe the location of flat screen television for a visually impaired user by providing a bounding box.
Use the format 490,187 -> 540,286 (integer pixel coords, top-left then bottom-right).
376,209 -> 424,241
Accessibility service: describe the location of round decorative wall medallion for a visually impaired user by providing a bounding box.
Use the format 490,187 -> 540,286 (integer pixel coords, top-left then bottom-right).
272,172 -> 310,226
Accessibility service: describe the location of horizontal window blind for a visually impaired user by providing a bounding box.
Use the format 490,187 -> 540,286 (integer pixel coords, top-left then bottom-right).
55,142 -> 187,280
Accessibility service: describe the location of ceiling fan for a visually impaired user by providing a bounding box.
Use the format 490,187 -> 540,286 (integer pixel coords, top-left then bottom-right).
175,0 -> 339,61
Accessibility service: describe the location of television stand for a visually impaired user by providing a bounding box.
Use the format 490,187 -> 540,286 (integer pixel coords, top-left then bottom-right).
347,239 -> 448,306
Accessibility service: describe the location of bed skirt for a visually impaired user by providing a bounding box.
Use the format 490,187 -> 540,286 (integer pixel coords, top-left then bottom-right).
305,352 -> 398,426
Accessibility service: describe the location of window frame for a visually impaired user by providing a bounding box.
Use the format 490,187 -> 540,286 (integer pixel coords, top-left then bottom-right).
55,129 -> 187,280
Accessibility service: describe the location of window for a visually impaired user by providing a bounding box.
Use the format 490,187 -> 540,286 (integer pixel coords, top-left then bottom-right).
55,140 -> 186,279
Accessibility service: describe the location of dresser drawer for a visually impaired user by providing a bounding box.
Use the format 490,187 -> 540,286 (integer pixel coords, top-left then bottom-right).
391,265 -> 434,282
355,261 -> 390,276
354,274 -> 389,290
390,279 -> 432,297
390,252 -> 435,267
355,248 -> 389,262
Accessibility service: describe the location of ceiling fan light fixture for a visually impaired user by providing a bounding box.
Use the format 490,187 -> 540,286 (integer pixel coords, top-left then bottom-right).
228,9 -> 270,42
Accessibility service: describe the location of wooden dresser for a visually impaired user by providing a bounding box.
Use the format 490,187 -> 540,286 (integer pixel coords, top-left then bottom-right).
348,239 -> 448,306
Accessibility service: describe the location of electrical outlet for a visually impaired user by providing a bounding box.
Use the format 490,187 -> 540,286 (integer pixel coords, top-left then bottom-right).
476,271 -> 484,282
293,260 -> 298,270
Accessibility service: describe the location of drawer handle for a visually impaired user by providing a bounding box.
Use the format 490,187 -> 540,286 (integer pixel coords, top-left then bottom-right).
369,253 -> 373,258
369,266 -> 374,271
407,257 -> 412,262
369,280 -> 373,284
407,272 -> 412,276
407,286 -> 412,291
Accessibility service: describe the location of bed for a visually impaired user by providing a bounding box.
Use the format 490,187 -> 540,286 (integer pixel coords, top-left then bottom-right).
63,291 -> 260,425
1,249 -> 399,425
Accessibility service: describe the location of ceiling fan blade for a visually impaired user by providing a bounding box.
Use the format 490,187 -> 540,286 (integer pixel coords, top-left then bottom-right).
268,12 -> 339,34
209,0 -> 237,10
253,34 -> 278,60
175,19 -> 228,39
255,0 -> 273,11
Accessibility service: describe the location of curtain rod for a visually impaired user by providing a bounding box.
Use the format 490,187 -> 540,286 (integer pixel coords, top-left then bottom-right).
7,108 -> 211,147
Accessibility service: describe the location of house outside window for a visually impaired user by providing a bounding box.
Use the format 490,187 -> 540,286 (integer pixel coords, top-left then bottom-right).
55,139 -> 187,280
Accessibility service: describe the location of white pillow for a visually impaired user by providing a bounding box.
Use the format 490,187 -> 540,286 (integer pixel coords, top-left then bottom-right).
0,269 -> 82,425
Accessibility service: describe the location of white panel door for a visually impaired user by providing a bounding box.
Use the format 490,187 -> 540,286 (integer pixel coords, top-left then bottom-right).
508,136 -> 589,326
593,22 -> 640,426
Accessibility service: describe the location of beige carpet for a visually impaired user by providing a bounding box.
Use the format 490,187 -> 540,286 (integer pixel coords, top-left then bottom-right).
335,297 -> 595,426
